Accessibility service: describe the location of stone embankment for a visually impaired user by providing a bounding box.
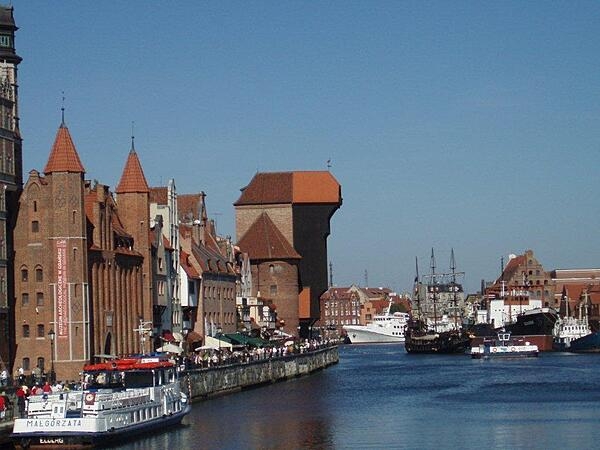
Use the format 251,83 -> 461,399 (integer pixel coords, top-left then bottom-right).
0,346 -> 339,443
186,346 -> 339,400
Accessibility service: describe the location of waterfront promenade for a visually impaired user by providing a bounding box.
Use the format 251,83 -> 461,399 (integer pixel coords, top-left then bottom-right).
0,345 -> 339,445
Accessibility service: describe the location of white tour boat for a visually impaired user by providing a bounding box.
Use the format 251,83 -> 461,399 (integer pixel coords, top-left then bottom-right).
470,331 -> 539,359
343,302 -> 409,344
12,355 -> 191,449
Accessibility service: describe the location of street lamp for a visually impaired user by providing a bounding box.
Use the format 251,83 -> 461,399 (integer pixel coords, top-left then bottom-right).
48,329 -> 55,383
216,325 -> 223,364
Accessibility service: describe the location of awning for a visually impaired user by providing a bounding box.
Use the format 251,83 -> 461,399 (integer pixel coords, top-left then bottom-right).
203,335 -> 232,350
156,343 -> 183,354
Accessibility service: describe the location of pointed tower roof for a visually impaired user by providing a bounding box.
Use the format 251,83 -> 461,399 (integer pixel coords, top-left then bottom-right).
115,147 -> 150,194
43,124 -> 85,174
237,212 -> 301,260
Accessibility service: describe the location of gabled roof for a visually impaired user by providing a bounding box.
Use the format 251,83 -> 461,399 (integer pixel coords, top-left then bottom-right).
178,193 -> 205,223
43,124 -> 85,174
234,171 -> 341,206
115,149 -> 149,194
191,242 -> 234,275
149,186 -> 168,204
237,212 -> 301,260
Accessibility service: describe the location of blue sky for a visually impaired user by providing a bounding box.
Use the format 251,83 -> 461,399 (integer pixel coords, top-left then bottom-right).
11,1 -> 600,294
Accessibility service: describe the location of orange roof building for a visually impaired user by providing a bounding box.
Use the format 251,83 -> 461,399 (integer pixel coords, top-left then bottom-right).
235,171 -> 342,339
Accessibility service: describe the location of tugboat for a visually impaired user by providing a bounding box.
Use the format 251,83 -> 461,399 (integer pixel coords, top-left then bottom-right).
405,249 -> 470,354
553,288 -> 592,351
470,330 -> 539,359
11,354 -> 191,449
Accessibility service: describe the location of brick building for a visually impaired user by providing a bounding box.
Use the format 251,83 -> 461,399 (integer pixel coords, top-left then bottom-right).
178,193 -> 237,340
319,285 -> 409,338
235,171 -> 341,339
0,6 -> 22,372
485,250 -> 555,307
13,123 -> 153,381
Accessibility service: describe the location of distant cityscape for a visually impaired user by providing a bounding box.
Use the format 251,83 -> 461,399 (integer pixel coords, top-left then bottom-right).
0,5 -> 598,385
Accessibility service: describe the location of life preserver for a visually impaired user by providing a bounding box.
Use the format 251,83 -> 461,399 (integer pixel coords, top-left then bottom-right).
510,347 -> 516,352
84,392 -> 96,405
492,348 -> 497,353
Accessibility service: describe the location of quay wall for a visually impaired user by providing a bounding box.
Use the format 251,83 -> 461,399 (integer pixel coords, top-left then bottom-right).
185,346 -> 339,401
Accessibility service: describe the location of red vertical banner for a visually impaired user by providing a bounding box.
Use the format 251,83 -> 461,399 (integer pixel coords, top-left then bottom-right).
56,239 -> 69,337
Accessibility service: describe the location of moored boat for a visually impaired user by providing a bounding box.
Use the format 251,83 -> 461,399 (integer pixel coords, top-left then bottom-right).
11,354 -> 191,449
470,331 -> 539,359
405,321 -> 470,354
566,332 -> 600,353
405,249 -> 470,354
343,300 -> 409,344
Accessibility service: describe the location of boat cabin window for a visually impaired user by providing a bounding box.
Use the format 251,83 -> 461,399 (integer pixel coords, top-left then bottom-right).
123,370 -> 155,388
85,371 -> 124,388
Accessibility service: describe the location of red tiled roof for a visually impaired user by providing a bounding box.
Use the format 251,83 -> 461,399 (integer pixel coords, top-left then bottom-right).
43,124 -> 85,174
180,250 -> 200,278
115,149 -> 149,193
234,171 -> 341,206
111,215 -> 132,238
149,186 -> 168,204
237,212 -> 301,260
178,193 -> 205,223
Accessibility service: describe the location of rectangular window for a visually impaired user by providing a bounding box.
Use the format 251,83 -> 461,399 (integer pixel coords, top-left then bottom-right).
21,293 -> 29,305
22,324 -> 29,338
36,268 -> 43,282
31,221 -> 39,233
37,324 -> 45,338
22,358 -> 30,371
36,292 -> 44,306
270,285 -> 277,296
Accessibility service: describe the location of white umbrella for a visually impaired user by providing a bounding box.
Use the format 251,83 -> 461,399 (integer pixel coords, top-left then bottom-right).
157,342 -> 183,354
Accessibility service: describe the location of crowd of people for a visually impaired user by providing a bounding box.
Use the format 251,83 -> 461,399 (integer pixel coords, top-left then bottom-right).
180,337 -> 337,370
0,336 -> 340,421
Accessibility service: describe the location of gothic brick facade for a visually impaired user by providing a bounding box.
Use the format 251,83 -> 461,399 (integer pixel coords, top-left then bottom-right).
13,125 -> 152,381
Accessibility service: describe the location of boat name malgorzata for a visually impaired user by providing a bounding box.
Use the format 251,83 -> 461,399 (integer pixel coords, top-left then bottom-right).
26,418 -> 83,428
11,354 -> 191,448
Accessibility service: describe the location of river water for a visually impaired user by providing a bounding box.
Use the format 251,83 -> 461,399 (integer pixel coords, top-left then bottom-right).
14,345 -> 600,449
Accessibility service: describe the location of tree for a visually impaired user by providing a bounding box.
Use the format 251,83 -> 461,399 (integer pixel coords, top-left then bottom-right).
389,302 -> 408,313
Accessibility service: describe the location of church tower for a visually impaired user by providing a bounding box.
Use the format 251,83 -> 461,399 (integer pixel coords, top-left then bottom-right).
14,120 -> 90,380
115,141 -> 153,326
0,5 -> 22,372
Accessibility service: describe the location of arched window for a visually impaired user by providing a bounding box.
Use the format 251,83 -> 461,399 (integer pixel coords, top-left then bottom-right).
35,267 -> 43,282
21,268 -> 28,282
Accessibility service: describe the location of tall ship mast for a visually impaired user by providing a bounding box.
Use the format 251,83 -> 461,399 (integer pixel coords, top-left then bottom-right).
405,249 -> 469,354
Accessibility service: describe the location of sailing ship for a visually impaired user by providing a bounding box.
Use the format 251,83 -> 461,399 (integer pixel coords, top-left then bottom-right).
405,249 -> 470,354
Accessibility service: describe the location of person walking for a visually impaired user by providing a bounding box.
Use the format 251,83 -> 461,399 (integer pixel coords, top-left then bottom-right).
16,386 -> 26,418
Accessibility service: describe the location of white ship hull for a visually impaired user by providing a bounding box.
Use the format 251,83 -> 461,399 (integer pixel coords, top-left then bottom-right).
344,325 -> 406,344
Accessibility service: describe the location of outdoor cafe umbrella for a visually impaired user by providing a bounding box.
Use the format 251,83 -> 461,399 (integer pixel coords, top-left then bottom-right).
156,342 -> 183,354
